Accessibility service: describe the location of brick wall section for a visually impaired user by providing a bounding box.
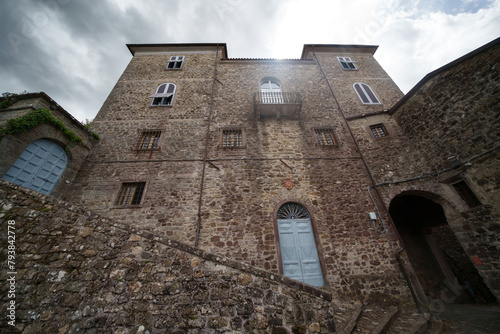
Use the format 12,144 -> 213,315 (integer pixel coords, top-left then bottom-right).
0,181 -> 337,333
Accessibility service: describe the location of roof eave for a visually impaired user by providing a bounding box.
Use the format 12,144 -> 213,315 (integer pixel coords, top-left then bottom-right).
126,43 -> 228,58
301,44 -> 379,59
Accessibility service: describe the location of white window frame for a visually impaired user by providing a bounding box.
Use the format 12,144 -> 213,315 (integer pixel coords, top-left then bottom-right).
166,56 -> 184,70
337,57 -> 357,70
353,83 -> 380,105
149,83 -> 176,106
260,77 -> 282,93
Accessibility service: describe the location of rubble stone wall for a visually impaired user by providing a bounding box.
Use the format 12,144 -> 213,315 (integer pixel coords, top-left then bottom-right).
0,181 -> 336,334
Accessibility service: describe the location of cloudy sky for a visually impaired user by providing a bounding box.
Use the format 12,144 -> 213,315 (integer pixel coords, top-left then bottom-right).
1,0 -> 499,122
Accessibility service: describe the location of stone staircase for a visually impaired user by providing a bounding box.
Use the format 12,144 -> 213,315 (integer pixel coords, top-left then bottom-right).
334,302 -> 500,334
334,301 -> 434,334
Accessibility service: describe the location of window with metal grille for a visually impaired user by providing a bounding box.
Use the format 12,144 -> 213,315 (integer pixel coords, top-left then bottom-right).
150,83 -> 176,106
370,124 -> 388,139
353,83 -> 380,104
166,56 -> 184,69
314,128 -> 337,146
337,57 -> 357,70
452,181 -> 481,208
116,182 -> 145,206
222,129 -> 243,147
137,130 -> 161,150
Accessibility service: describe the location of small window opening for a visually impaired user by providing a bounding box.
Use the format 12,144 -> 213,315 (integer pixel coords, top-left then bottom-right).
338,57 -> 357,70
452,181 -> 481,208
314,128 -> 337,146
150,83 -> 176,106
370,124 -> 388,139
117,182 -> 145,206
137,130 -> 161,150
167,56 -> 184,69
222,129 -> 243,147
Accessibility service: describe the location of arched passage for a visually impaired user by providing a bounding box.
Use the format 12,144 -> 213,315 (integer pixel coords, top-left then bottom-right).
2,139 -> 68,195
390,194 -> 495,303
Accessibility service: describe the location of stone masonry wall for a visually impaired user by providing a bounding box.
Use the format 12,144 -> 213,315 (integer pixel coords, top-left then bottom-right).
0,95 -> 97,199
67,46 -> 415,306
0,181 -> 337,333
345,41 -> 500,301
389,43 -> 500,299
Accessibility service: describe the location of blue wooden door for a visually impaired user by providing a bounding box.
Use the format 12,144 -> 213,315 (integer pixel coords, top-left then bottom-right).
277,203 -> 324,287
2,139 -> 67,195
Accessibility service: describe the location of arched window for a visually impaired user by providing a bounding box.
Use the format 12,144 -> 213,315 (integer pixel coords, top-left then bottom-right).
276,202 -> 324,287
353,83 -> 380,104
260,77 -> 282,93
260,77 -> 283,104
2,139 -> 68,195
150,83 -> 176,106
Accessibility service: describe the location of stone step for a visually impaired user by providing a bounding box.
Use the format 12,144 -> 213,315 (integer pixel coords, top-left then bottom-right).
335,301 -> 363,334
352,306 -> 398,334
385,311 -> 430,334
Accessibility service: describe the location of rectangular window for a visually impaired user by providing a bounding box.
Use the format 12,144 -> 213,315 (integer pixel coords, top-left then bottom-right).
137,130 -> 161,150
338,57 -> 357,70
452,181 -> 481,208
370,124 -> 388,139
222,129 -> 243,147
116,182 -> 145,206
166,56 -> 184,69
314,128 -> 337,146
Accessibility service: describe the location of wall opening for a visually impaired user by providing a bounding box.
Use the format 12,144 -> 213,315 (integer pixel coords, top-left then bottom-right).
276,202 -> 324,287
390,194 -> 495,304
2,139 -> 68,195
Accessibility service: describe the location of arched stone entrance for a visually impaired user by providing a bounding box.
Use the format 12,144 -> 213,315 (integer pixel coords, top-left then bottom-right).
276,202 -> 324,287
2,139 -> 68,195
389,193 -> 495,304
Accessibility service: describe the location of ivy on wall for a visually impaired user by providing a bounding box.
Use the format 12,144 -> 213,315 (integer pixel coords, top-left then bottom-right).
0,92 -> 16,109
0,108 -> 100,145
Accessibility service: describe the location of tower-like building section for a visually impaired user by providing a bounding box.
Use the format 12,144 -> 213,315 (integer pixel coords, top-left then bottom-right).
67,41 -> 499,305
68,43 -> 410,302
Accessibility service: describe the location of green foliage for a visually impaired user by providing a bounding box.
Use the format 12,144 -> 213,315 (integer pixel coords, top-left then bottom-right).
84,118 -> 100,141
0,92 -> 17,109
91,131 -> 100,141
0,108 -> 92,149
83,118 -> 93,128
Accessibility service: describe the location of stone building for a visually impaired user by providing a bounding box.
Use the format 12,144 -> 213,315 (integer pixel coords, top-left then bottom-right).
0,92 -> 98,197
0,38 -> 498,333
64,38 -> 499,306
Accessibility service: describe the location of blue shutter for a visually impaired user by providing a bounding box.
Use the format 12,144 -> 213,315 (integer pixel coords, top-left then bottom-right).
277,203 -> 324,287
3,139 -> 67,195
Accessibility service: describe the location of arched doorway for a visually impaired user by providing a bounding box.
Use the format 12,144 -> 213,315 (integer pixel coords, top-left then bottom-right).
276,202 -> 324,287
2,139 -> 68,195
390,194 -> 495,304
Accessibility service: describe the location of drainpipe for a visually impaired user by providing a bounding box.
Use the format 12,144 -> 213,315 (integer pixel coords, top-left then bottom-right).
195,44 -> 219,248
311,47 -> 425,311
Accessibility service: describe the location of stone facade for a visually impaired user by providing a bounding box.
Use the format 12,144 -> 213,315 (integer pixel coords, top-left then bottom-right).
64,40 -> 499,306
347,38 -> 500,303
1,38 -> 499,332
65,43 -> 418,306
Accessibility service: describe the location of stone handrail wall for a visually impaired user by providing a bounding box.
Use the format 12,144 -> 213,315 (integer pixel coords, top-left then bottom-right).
0,180 -> 335,333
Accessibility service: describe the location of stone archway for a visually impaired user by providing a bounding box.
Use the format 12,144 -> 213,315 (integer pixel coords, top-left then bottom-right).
389,193 -> 495,304
2,138 -> 68,195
